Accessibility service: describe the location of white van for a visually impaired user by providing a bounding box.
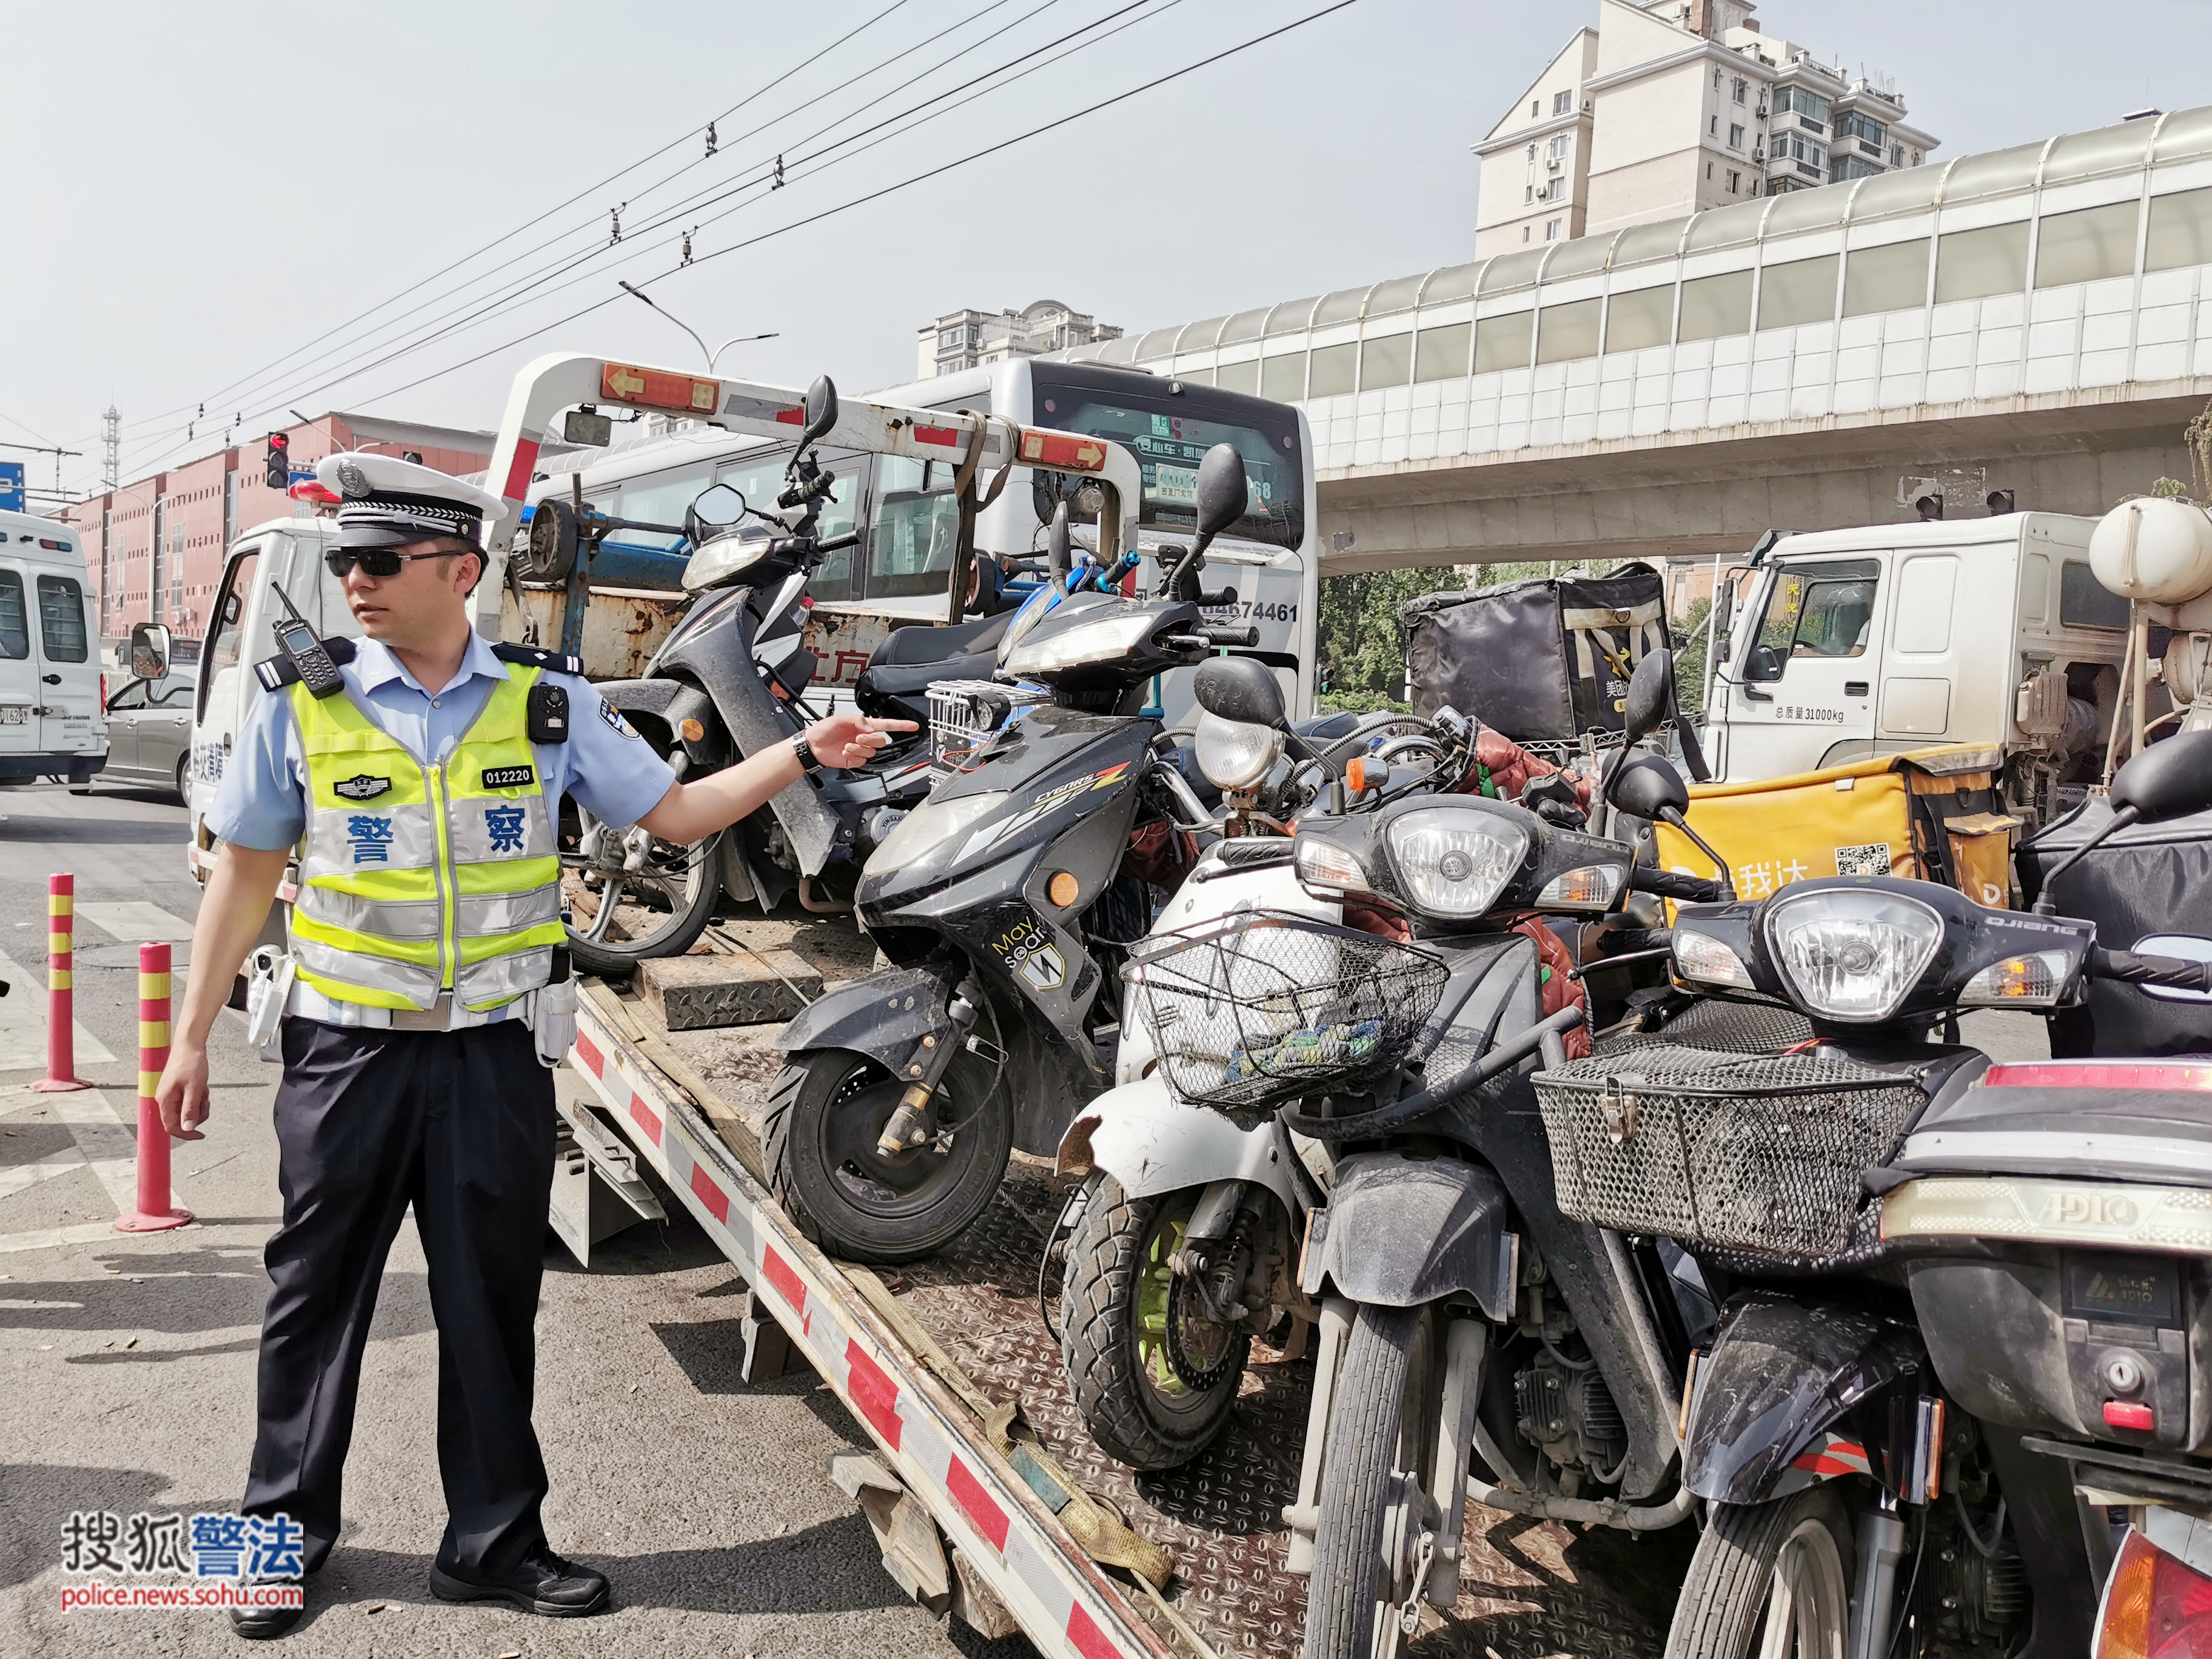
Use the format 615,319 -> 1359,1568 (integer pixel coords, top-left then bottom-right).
0,509 -> 105,786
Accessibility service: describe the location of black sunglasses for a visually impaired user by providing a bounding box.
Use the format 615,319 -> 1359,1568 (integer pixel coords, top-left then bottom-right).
323,547 -> 471,579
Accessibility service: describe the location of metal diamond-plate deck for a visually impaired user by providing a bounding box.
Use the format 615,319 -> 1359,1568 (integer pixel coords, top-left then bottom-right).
894,1155 -> 1691,1659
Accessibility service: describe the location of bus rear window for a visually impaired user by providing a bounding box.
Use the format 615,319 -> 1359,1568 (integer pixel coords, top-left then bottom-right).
1031,367 -> 1304,551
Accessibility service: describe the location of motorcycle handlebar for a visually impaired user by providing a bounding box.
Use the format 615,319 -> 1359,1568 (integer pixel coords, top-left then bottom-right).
1199,586 -> 1241,608
1202,625 -> 1259,648
2089,945 -> 2212,993
1629,866 -> 1726,902
815,530 -> 860,553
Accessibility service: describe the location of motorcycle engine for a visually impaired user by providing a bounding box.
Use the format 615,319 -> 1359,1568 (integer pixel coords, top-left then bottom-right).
1512,1354 -> 1627,1481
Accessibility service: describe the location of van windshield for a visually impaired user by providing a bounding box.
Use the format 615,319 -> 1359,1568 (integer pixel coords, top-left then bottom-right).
1031,365 -> 1305,551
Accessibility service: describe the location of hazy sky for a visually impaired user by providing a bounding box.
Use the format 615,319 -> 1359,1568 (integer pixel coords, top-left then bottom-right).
9,0 -> 2211,500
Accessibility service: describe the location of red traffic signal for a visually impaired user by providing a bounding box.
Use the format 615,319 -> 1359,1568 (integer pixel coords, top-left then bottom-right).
264,432 -> 290,489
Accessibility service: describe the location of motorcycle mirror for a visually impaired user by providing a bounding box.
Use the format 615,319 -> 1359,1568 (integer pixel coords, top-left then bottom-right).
1194,655 -> 1287,731
800,375 -> 839,448
1047,500 -> 1073,577
2111,729 -> 2212,825
1188,444 -> 1249,561
130,622 -> 171,681
686,483 -> 748,540
1607,752 -> 1689,820
1623,649 -> 1676,748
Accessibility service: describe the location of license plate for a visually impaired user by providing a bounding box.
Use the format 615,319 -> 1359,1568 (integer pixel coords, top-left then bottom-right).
0,707 -> 27,725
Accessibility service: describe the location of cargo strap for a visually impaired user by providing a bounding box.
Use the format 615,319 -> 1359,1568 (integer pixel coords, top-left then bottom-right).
842,1265 -> 1175,1589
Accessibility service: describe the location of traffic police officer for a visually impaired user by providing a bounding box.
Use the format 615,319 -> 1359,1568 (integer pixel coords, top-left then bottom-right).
154,453 -> 911,1639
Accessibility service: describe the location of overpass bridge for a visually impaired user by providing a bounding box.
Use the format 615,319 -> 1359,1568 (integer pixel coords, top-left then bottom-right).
1049,106 -> 2212,575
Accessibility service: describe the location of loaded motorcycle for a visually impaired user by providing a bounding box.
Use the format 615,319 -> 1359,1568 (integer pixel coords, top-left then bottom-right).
760,443 -> 1263,1262
1531,686 -> 2212,1658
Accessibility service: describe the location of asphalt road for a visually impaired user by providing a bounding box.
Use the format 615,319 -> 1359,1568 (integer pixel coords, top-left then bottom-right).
0,782 -> 1030,1658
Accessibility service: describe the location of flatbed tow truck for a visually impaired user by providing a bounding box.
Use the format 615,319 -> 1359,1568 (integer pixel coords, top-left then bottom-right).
478,354 -> 1682,1658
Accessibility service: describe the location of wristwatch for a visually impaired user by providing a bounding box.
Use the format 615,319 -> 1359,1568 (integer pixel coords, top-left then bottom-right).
793,731 -> 825,775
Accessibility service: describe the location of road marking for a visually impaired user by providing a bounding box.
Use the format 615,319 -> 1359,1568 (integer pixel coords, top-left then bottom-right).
76,902 -> 196,943
0,1220 -> 136,1253
0,1090 -> 161,1218
0,947 -> 116,1067
0,1144 -> 86,1199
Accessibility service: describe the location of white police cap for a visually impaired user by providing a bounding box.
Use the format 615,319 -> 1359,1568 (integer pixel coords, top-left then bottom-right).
315,451 -> 508,551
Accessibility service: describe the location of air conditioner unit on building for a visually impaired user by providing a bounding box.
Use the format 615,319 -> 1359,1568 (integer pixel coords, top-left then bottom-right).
1755,103 -> 1768,118
1753,148 -> 1766,163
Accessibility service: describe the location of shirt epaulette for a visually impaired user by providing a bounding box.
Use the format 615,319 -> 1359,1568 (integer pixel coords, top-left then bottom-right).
491,643 -> 585,676
252,636 -> 358,692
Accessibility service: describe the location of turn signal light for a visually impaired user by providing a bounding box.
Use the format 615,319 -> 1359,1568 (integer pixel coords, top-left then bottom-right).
2097,1529 -> 2212,1659
1346,757 -> 1367,793
1047,870 -> 1079,908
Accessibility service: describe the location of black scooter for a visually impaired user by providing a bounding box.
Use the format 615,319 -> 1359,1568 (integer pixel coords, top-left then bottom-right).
1535,693 -> 2212,1659
762,444 -> 1261,1262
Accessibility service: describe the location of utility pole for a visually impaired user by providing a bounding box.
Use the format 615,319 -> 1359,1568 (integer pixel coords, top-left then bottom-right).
101,406 -> 120,491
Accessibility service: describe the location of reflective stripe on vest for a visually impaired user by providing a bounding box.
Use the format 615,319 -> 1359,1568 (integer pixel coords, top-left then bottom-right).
287,668 -> 565,1012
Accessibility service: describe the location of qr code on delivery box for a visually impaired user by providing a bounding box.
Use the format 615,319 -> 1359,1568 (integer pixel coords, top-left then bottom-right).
1834,843 -> 1892,877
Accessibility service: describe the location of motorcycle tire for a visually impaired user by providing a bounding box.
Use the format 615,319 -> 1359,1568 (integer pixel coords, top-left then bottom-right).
1059,1176 -> 1250,1472
1664,1486 -> 1854,1659
762,1047 -> 1011,1264
1305,1302 -> 1442,1659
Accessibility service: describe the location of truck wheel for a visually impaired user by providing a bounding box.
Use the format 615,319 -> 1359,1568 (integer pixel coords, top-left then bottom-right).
763,1048 -> 1011,1264
1305,1302 -> 1440,1659
1664,1486 -> 1854,1659
173,754 -> 190,805
1060,1176 -> 1250,1471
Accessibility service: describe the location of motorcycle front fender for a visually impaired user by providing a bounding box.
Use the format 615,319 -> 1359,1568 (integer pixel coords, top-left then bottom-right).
1684,1290 -> 1925,1505
1299,1151 -> 1515,1319
1068,1076 -> 1307,1223
776,960 -> 964,1074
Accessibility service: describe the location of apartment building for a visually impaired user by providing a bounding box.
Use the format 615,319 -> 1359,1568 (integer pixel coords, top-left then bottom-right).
1474,0 -> 1937,255
915,299 -> 1122,379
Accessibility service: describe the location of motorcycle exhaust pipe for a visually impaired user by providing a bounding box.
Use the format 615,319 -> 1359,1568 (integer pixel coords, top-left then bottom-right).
1465,1474 -> 1697,1532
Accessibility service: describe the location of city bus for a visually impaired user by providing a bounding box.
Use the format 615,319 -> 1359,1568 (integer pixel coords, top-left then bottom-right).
525,358 -> 1321,726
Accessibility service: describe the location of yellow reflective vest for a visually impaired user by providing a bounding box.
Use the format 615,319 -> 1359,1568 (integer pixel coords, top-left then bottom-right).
287,669 -> 565,1011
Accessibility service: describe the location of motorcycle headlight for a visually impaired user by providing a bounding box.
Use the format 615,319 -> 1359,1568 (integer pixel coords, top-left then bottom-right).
1001,608 -> 1159,677
681,523 -> 775,592
1765,886 -> 1942,1021
1536,863 -> 1625,912
1674,928 -> 1755,989
1958,949 -> 2072,1009
1193,712 -> 1282,791
1384,808 -> 1527,919
864,790 -> 1009,876
1293,837 -> 1373,897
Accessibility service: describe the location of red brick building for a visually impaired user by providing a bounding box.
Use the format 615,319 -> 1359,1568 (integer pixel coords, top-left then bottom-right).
60,412 -> 493,652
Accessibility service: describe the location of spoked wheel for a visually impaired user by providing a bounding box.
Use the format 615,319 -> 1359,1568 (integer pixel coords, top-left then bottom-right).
762,1048 -> 1012,1263
1666,1486 -> 1854,1659
1060,1178 -> 1251,1470
560,803 -> 722,977
1305,1302 -> 1444,1659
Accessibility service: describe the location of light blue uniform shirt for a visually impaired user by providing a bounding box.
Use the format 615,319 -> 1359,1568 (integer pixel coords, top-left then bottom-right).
209,632 -> 677,853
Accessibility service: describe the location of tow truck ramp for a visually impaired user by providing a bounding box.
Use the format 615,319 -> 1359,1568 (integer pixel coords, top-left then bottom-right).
566,985 -> 1680,1658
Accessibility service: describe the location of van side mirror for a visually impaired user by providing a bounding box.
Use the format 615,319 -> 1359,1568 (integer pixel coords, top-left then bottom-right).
1188,444 -> 1249,561
1623,649 -> 1676,747
130,623 -> 171,680
1194,655 -> 1285,730
800,376 -> 839,449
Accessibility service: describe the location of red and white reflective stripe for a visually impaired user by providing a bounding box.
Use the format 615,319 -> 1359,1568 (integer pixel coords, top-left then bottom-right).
500,438 -> 541,506
1789,1433 -> 1872,1480
569,1004 -> 1171,1659
1985,1060 -> 2212,1091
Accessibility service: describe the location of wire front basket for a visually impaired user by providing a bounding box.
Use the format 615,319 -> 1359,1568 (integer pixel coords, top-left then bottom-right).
1127,911 -> 1447,1119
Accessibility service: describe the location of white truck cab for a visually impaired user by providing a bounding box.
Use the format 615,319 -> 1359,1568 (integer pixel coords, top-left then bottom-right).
0,509 -> 105,786
1706,512 -> 2126,820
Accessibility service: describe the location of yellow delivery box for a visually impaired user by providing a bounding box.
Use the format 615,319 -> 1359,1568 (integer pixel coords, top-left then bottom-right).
1654,744 -> 2020,908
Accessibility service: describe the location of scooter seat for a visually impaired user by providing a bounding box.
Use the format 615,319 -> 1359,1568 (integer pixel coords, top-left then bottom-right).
1895,1058 -> 2212,1185
854,650 -> 1001,726
867,611 -> 1011,669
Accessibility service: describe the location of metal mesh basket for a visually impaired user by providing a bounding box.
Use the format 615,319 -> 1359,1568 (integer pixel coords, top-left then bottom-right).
1532,1044 -> 1927,1258
1128,911 -> 1447,1117
927,679 -> 1048,773
1596,996 -> 1815,1059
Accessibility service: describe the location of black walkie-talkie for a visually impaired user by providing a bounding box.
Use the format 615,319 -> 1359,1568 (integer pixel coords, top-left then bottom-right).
272,587 -> 345,698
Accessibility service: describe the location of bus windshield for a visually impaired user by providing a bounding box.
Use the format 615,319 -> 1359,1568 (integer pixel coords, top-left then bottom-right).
1030,365 -> 1304,551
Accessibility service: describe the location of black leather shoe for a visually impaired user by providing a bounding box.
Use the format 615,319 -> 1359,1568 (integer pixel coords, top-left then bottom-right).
228,1600 -> 303,1640
428,1546 -> 609,1617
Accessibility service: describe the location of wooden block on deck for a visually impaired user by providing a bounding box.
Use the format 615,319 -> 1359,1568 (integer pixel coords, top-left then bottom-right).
638,950 -> 823,1030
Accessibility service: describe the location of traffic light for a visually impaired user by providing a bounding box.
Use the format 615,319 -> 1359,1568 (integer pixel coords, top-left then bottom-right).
264,432 -> 289,489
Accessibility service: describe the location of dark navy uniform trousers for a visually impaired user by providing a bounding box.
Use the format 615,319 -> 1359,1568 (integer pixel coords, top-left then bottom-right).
241,1016 -> 555,1578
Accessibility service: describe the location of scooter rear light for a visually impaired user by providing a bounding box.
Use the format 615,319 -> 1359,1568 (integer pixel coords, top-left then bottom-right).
2098,1529 -> 2212,1659
1986,1062 -> 2212,1091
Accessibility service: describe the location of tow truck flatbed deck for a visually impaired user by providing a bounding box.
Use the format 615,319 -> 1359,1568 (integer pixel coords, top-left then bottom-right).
565,975 -> 1687,1658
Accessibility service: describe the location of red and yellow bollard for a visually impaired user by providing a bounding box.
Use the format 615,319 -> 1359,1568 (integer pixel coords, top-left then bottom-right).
30,873 -> 88,1093
115,942 -> 191,1233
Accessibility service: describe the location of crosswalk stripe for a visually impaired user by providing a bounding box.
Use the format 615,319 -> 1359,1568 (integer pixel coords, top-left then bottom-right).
0,1144 -> 85,1199
0,946 -> 116,1067
0,1090 -> 168,1220
0,1220 -> 138,1254
76,902 -> 196,943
